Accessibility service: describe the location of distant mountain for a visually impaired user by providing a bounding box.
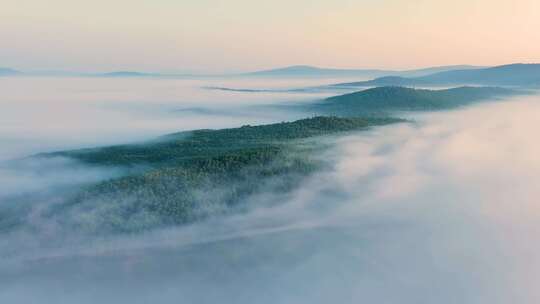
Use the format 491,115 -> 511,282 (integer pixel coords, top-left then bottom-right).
401,65 -> 482,77
95,71 -> 157,78
331,64 -> 540,87
417,63 -> 540,86
245,65 -> 387,78
0,65 -> 486,79
0,67 -> 22,76
0,68 -> 161,78
332,76 -> 432,88
244,65 -> 483,78
313,86 -> 519,114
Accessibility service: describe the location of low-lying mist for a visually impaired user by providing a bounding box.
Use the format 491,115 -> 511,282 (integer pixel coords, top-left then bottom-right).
0,76 -> 343,161
2,93 -> 540,303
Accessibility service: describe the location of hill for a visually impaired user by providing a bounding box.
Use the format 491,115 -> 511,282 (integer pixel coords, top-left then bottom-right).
417,63 -> 540,86
314,86 -> 518,114
330,64 -> 540,87
245,65 -> 388,78
53,116 -> 399,167
332,76 -> 433,88
95,71 -> 157,78
401,65 -> 482,77
0,67 -> 22,76
40,116 -> 402,234
244,65 -> 482,78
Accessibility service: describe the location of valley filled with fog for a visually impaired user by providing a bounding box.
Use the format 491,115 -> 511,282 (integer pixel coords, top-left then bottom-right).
0,76 -> 355,161
1,76 -> 540,303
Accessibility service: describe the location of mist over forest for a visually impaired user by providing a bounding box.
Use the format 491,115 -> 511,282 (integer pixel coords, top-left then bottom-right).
1,67 -> 540,304
3,0 -> 540,301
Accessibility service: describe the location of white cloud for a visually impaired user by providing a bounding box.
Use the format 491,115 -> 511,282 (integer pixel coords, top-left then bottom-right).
2,88 -> 540,303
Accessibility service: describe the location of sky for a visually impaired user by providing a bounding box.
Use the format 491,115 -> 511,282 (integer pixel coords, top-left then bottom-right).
1,0 -> 539,73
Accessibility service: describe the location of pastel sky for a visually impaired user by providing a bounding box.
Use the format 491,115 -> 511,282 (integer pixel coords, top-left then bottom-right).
1,0 -> 539,73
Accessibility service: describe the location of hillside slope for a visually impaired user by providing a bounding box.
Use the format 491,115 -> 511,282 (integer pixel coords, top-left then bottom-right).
37,116 -> 402,234
314,86 -> 518,114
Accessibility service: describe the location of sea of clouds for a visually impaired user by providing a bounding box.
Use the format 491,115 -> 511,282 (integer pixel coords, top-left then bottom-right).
1,77 -> 539,303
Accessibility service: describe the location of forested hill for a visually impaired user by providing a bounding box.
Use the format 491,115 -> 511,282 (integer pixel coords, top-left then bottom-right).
38,116 -> 402,234
54,116 -> 401,167
31,85 -> 520,234
314,86 -> 518,115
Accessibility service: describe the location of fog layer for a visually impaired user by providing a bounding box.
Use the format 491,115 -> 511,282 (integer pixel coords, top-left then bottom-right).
0,76 -> 351,161
1,92 -> 539,303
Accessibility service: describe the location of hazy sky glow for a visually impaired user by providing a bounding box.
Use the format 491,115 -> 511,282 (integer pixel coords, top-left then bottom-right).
1,0 -> 539,72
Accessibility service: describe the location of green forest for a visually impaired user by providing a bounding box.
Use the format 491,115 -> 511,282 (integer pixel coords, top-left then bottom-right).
39,86 -> 519,234
314,86 -> 518,115
45,116 -> 402,233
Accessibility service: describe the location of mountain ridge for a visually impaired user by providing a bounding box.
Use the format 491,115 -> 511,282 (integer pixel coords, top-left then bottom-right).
313,86 -> 520,114
0,65 -> 484,78
331,63 -> 540,87
245,65 -> 482,78
0,67 -> 22,76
